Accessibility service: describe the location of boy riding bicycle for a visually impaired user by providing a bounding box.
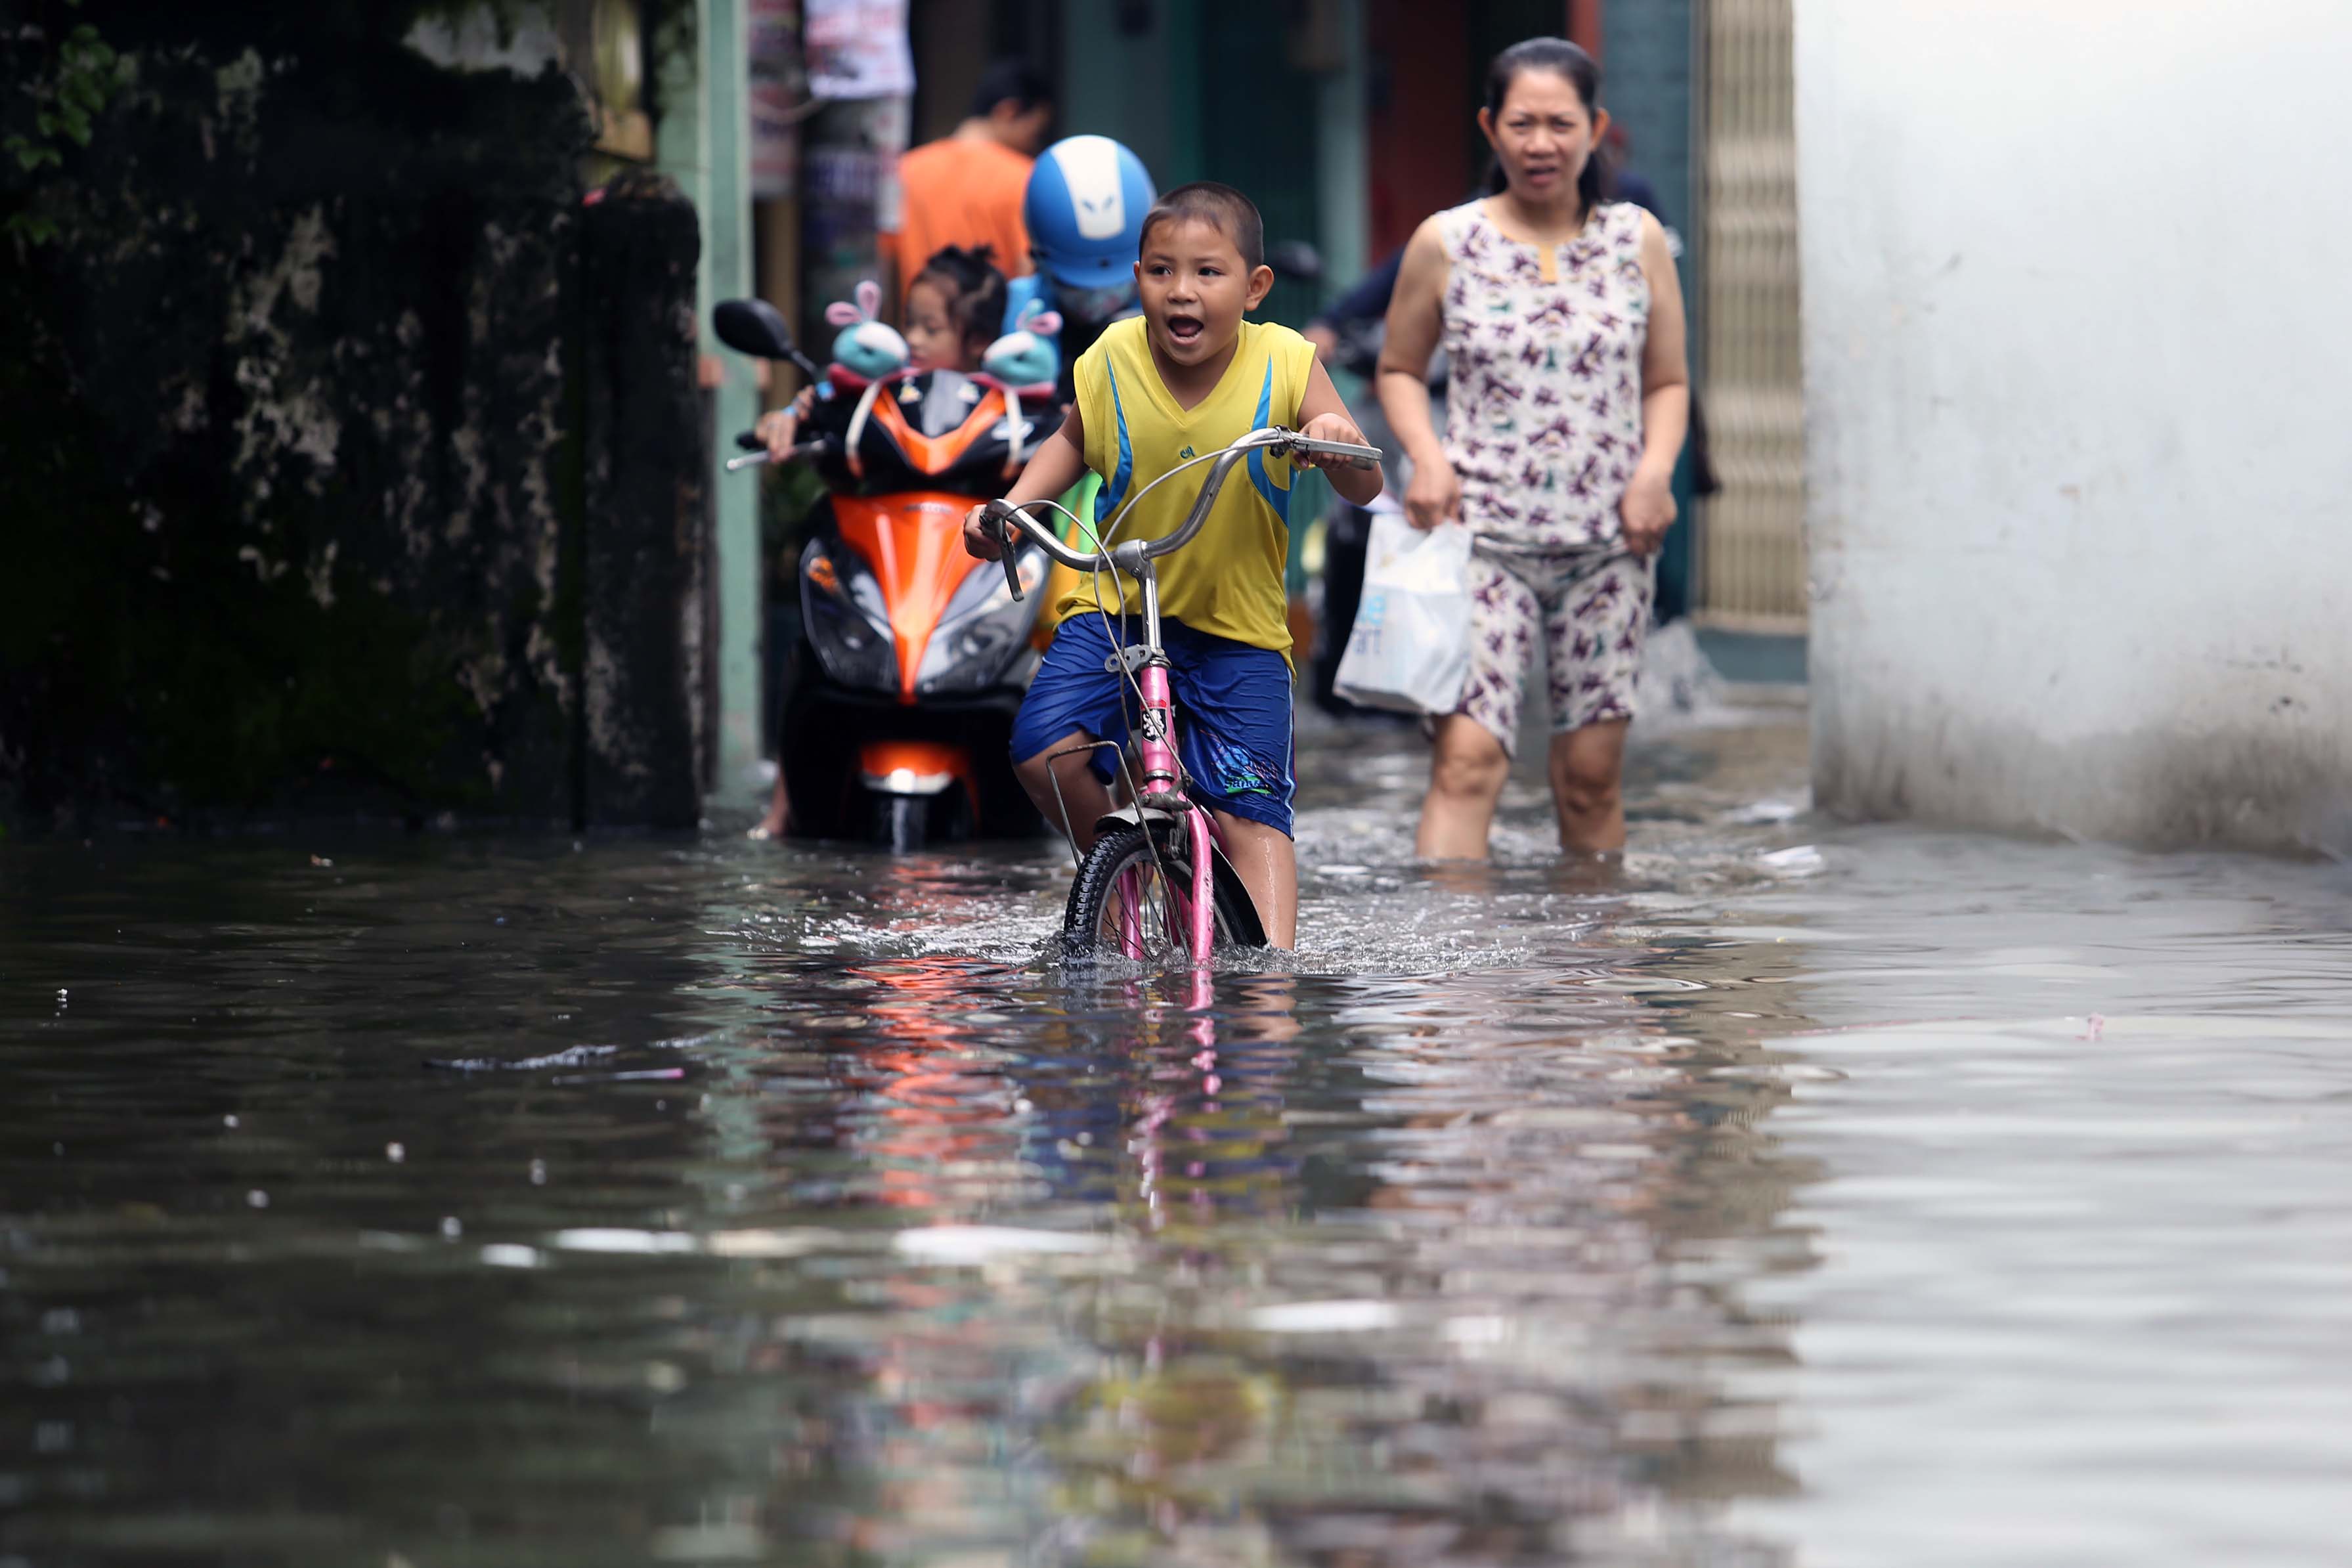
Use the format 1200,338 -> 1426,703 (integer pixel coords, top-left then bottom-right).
963,183 -> 1383,949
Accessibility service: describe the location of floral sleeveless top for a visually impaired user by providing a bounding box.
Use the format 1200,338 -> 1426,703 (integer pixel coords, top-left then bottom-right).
1437,198 -> 1650,552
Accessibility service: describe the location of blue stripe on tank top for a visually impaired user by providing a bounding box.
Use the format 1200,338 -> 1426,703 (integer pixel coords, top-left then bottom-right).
1244,360 -> 1288,523
1099,362 -> 1135,522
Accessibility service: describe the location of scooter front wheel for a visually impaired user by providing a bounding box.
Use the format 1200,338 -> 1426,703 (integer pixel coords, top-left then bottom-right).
876,794 -> 926,854
1062,819 -> 1259,961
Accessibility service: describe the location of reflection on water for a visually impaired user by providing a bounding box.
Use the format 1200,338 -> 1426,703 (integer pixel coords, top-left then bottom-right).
5,714 -> 2351,1565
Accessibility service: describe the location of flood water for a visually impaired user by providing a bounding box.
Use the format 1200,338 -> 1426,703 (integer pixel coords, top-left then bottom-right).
6,708 -> 2351,1567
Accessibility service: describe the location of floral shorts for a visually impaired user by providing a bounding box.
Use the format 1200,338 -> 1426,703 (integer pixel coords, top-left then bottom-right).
1454,543 -> 1655,757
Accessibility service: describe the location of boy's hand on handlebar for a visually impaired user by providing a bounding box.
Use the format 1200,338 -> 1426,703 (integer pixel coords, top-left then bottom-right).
1295,412 -> 1371,471
963,503 -> 1005,561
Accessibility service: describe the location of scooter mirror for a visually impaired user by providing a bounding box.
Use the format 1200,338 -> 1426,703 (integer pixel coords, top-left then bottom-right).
714,298 -> 816,377
1267,240 -> 1324,284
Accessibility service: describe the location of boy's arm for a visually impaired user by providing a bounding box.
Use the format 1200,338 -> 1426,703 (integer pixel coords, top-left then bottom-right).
963,403 -> 1089,560
1294,357 -> 1385,508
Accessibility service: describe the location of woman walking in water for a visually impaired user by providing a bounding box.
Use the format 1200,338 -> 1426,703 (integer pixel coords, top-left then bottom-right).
1378,37 -> 1689,860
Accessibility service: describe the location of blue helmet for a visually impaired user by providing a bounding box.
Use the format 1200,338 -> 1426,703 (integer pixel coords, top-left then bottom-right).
1023,135 -> 1156,292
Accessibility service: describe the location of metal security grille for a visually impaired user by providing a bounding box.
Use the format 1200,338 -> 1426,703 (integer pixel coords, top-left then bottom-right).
1697,0 -> 1806,629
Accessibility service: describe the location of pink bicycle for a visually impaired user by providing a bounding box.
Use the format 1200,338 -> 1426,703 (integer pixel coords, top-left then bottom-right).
980,425 -> 1380,961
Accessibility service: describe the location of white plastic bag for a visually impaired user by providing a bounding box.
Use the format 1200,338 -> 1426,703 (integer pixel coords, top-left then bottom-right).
1332,506 -> 1471,716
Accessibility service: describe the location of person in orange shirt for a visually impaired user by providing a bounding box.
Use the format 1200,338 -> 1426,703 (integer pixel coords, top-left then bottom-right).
881,60 -> 1055,313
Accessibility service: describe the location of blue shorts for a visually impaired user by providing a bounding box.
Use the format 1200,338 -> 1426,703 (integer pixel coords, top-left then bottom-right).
1010,615 -> 1297,836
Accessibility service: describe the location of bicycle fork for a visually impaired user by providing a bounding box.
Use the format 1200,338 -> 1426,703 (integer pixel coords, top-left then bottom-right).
1123,657 -> 1217,963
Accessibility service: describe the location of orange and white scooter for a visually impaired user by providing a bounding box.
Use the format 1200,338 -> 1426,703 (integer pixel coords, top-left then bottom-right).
715,293 -> 1062,852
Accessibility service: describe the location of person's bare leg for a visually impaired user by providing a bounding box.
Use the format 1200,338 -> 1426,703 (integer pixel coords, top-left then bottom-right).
751,772 -> 791,838
1547,718 -> 1630,854
1417,714 -> 1512,860
1015,731 -> 1116,856
1215,811 -> 1297,949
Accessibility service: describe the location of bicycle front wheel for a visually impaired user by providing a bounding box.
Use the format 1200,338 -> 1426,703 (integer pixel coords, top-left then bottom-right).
1062,819 -> 1260,960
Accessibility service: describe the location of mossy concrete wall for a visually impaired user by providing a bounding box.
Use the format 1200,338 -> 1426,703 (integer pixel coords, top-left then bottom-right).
1,7 -> 709,832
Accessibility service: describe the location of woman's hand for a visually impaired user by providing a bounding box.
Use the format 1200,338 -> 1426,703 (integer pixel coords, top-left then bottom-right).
755,406 -> 798,462
963,503 -> 1003,561
1620,465 -> 1678,556
1403,452 -> 1462,531
757,388 -> 817,463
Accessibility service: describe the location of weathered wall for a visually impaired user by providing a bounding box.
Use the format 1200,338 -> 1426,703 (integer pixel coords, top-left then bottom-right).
1795,0 -> 2352,853
578,183 -> 710,828
0,5 -> 708,831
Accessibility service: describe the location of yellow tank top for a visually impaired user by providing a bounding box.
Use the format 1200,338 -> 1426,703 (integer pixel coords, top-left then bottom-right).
1065,316 -> 1315,655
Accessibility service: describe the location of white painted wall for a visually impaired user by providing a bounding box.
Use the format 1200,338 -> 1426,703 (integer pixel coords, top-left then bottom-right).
1795,1 -> 2352,852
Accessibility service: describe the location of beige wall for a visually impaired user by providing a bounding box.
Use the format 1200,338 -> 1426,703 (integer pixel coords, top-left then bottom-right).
1798,0 -> 2352,850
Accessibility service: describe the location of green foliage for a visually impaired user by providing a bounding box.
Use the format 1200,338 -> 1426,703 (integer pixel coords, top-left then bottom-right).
4,0 -> 123,246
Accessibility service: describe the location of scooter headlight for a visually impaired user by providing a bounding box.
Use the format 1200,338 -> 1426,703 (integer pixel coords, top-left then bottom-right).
915,544 -> 1045,694
801,539 -> 898,689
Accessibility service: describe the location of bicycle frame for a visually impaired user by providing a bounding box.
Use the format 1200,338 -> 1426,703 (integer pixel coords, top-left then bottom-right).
1127,653 -> 1219,959
985,425 -> 1380,964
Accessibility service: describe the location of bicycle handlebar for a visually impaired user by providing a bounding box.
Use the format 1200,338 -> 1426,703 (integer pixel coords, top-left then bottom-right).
994,515 -> 1026,601
982,426 -> 1381,594
1278,430 -> 1385,471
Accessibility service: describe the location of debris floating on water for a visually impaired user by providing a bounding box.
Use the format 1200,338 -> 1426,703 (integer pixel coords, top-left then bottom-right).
1758,844 -> 1826,877
427,1044 -> 621,1072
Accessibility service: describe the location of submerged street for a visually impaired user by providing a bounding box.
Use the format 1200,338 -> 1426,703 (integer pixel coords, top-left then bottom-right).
6,706 -> 2350,1566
